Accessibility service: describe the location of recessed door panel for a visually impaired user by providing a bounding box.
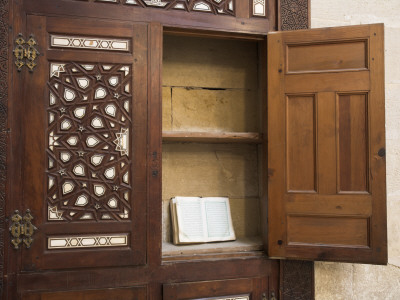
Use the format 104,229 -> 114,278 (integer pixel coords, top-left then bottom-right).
20,15 -> 148,270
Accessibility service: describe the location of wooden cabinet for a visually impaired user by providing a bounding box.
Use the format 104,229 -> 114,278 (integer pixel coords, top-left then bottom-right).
0,0 -> 386,299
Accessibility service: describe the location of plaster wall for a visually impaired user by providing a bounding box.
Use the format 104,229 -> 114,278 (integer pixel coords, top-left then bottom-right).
311,0 -> 400,299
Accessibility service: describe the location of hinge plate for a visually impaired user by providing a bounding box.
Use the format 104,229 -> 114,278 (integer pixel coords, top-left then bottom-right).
9,209 -> 37,249
13,34 -> 40,72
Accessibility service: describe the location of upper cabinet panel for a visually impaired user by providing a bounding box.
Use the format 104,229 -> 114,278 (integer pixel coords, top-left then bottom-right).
287,40 -> 368,73
26,0 -> 273,34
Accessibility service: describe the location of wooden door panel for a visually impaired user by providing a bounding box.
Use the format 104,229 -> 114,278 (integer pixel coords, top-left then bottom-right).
20,15 -> 148,270
286,40 -> 368,73
337,93 -> 369,193
163,277 -> 272,300
286,94 -> 316,193
268,24 -> 387,264
22,286 -> 147,300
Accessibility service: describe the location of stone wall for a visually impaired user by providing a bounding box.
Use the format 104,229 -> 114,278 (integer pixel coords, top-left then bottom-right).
311,0 -> 400,299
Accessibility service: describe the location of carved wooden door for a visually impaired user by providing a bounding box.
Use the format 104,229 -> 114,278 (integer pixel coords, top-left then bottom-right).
17,15 -> 148,271
268,24 -> 387,264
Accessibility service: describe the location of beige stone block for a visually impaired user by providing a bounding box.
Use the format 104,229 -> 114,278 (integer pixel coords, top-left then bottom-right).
229,197 -> 260,238
385,84 -> 400,140
162,199 -> 172,242
352,264 -> 400,299
169,87 -> 259,132
162,143 -> 259,199
385,141 -> 400,195
162,86 -> 172,131
163,35 -> 258,89
314,262 -> 354,300
385,28 -> 400,85
387,196 -> 400,267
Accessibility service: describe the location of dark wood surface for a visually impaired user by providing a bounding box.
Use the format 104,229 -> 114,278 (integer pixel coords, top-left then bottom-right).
268,24 -> 387,264
0,0 -> 9,298
164,277 -> 271,300
20,15 -> 148,271
280,260 -> 314,300
5,1 -> 391,299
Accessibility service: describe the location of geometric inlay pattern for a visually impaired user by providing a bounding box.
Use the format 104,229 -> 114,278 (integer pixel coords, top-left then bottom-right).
50,35 -> 130,52
280,0 -> 309,31
48,234 -> 128,249
46,62 -> 132,222
252,0 -> 266,17
80,0 -> 235,16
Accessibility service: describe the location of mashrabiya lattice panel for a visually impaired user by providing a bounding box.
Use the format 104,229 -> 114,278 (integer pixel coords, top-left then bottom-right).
88,0 -> 235,16
47,62 -> 132,222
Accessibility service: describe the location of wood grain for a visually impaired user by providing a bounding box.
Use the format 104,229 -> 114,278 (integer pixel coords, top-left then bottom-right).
268,24 -> 387,264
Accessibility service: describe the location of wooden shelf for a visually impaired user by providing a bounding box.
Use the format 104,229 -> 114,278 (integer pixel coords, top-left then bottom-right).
162,131 -> 263,144
162,236 -> 263,258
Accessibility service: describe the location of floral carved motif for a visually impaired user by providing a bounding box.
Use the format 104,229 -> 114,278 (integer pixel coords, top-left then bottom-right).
280,0 -> 309,31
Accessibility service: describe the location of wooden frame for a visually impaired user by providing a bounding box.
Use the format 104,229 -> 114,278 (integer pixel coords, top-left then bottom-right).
0,0 -> 317,299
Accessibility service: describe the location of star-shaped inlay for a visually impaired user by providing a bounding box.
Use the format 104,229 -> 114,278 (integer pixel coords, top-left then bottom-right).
58,169 -> 67,176
77,150 -> 86,157
59,107 -> 66,114
113,92 -> 120,99
78,126 -> 85,132
94,203 -> 101,210
82,182 -> 87,188
95,74 -> 102,81
112,185 -> 119,191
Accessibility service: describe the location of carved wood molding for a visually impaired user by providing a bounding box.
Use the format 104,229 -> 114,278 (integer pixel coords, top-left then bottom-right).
0,0 -> 8,296
280,260 -> 314,300
279,0 -> 310,31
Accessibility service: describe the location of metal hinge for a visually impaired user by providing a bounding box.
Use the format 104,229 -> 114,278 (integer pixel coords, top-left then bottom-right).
9,209 -> 37,249
13,33 -> 40,72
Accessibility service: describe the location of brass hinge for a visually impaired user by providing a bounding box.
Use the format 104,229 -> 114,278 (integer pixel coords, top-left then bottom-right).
13,33 -> 40,72
9,209 -> 37,249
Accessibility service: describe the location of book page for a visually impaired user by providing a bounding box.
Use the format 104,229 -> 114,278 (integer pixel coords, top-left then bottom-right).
174,197 -> 206,243
203,197 -> 236,242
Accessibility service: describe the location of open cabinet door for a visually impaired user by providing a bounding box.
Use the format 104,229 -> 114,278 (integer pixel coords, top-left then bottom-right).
268,24 -> 387,264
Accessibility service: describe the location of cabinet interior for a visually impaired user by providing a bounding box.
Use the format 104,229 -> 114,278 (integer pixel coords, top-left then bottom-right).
161,33 -> 267,258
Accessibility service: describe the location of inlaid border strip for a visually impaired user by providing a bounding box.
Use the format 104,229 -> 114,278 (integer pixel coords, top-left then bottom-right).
48,234 -> 129,249
0,0 -> 9,296
50,35 -> 130,52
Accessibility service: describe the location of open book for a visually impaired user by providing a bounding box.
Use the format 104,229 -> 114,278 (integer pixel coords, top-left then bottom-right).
170,196 -> 236,245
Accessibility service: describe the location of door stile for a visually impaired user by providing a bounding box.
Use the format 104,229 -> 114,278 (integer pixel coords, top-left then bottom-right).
147,22 -> 162,267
